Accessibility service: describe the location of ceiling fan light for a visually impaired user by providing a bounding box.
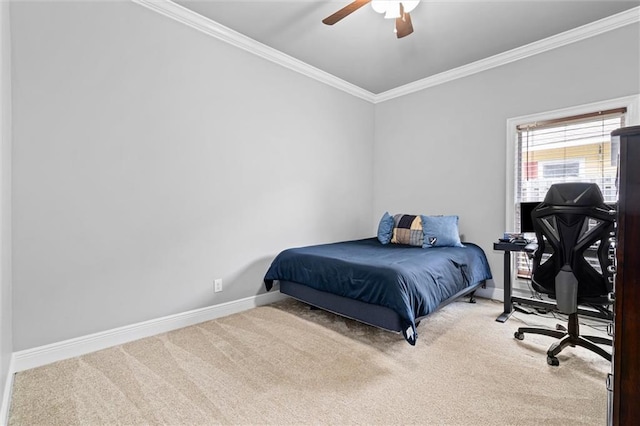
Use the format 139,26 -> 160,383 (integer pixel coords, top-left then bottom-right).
402,1 -> 419,14
384,5 -> 401,19
372,1 -> 400,19
371,1 -> 389,14
372,1 -> 419,19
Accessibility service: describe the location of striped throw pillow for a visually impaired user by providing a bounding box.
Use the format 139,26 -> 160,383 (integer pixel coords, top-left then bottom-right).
391,214 -> 424,247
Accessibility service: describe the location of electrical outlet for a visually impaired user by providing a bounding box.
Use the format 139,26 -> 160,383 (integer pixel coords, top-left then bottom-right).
214,278 -> 223,293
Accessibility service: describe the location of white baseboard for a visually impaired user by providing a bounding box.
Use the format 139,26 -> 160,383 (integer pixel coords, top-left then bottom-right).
12,291 -> 287,374
475,285 -> 504,302
0,355 -> 15,426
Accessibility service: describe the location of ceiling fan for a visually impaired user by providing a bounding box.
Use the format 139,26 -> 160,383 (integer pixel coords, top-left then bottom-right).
322,0 -> 419,39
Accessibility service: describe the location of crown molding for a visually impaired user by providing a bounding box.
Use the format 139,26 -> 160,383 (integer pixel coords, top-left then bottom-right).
375,6 -> 640,103
133,1 -> 638,105
131,0 -> 376,103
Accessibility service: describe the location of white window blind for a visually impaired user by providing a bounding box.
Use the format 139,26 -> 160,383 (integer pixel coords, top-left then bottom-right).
514,107 -> 626,278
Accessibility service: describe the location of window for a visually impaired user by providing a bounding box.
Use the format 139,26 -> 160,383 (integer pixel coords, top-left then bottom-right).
514,107 -> 626,279
516,109 -> 625,206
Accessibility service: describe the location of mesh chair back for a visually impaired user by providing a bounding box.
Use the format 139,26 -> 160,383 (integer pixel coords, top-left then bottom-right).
530,183 -> 615,299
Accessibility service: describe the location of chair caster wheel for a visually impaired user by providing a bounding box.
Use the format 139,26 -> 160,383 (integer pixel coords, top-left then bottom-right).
514,331 -> 524,340
547,356 -> 559,366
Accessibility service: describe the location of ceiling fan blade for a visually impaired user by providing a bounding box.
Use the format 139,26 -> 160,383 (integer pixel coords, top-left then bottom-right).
322,0 -> 371,25
395,11 -> 414,38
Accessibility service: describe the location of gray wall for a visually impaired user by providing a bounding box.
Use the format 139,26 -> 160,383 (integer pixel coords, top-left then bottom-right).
373,23 -> 640,292
0,0 -> 13,412
10,1 -> 374,350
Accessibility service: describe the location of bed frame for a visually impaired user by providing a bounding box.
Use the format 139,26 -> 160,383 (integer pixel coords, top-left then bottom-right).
279,279 -> 486,333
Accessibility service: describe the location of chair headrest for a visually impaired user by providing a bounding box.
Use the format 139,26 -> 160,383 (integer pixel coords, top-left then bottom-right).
543,183 -> 604,207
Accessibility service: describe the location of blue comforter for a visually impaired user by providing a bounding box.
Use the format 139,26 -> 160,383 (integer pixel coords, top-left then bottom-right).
264,238 -> 492,345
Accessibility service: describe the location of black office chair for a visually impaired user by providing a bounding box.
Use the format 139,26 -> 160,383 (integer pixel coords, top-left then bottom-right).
514,183 -> 615,366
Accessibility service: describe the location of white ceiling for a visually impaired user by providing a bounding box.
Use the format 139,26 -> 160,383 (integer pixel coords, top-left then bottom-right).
174,1 -> 640,94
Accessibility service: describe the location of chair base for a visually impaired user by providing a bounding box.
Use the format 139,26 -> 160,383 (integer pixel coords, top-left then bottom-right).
514,313 -> 612,366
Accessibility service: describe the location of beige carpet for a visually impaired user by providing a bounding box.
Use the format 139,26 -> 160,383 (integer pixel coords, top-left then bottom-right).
8,298 -> 610,425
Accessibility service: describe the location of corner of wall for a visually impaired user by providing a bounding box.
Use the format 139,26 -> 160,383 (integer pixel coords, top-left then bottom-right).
0,355 -> 14,425
0,0 -> 13,422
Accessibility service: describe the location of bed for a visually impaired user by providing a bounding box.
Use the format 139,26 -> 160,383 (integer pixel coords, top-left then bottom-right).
263,237 -> 492,345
